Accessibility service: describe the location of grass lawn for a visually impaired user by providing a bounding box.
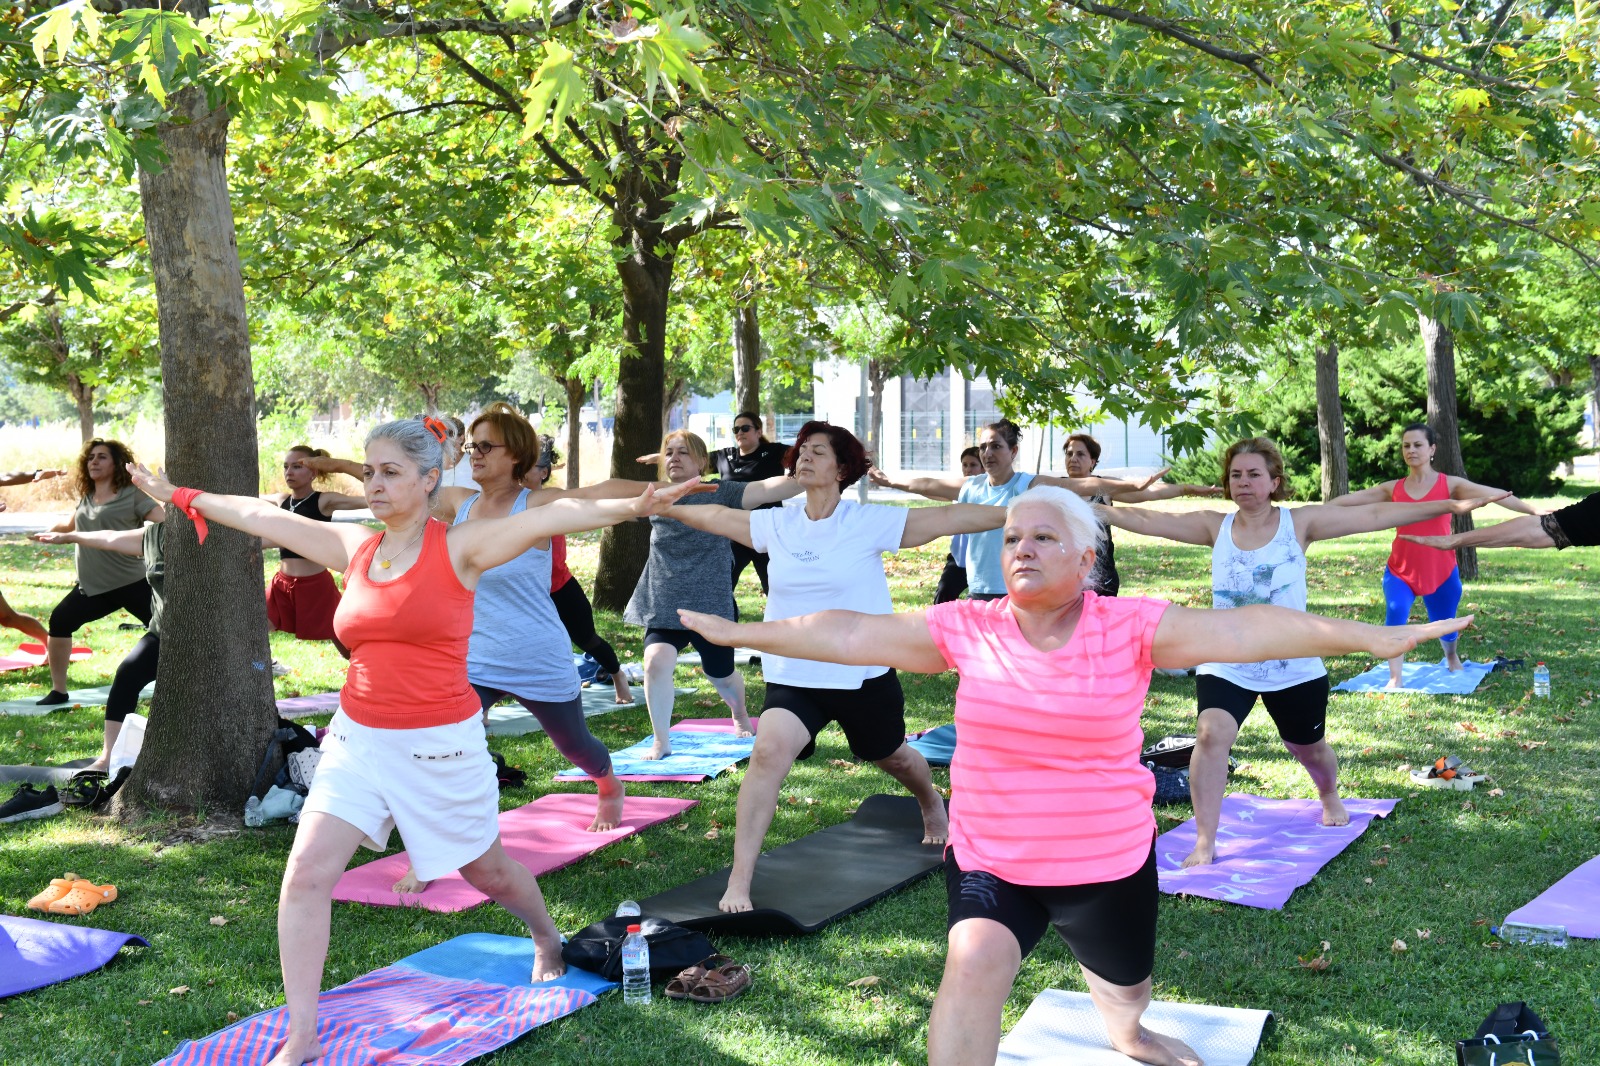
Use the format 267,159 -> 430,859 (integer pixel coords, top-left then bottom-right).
2,490 -> 1598,1065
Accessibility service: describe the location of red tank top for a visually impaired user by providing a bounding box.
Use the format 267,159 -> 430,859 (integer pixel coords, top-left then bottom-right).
1386,475 -> 1455,596
550,534 -> 573,592
334,519 -> 480,728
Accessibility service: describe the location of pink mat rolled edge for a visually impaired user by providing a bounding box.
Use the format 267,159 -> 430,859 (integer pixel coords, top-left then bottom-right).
555,717 -> 759,782
333,793 -> 698,912
0,643 -> 92,671
1503,854 -> 1600,938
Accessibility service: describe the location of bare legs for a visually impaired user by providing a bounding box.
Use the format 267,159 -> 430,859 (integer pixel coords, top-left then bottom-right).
928,919 -> 1201,1066
610,671 -> 634,705
706,669 -> 752,736
1283,738 -> 1347,827
81,718 -> 122,774
873,743 -> 948,845
642,642 -> 679,759
458,840 -> 566,981
46,635 -> 72,694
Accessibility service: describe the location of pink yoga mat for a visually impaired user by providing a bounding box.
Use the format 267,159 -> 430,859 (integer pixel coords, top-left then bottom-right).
1156,793 -> 1399,910
560,716 -> 761,783
333,793 -> 697,912
1503,854 -> 1600,938
275,690 -> 342,718
0,643 -> 90,672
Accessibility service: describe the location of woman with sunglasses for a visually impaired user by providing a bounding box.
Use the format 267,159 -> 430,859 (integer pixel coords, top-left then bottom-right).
713,411 -> 788,594
128,417 -> 707,1066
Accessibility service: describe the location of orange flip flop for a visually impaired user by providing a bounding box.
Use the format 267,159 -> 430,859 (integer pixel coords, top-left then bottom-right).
26,873 -> 80,912
47,879 -> 118,916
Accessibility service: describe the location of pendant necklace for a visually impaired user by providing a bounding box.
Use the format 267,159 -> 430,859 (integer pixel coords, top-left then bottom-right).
377,524 -> 427,569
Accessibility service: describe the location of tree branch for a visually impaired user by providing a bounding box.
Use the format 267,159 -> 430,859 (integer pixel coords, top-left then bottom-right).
1063,0 -> 1277,86
313,0 -> 588,61
331,99 -> 513,151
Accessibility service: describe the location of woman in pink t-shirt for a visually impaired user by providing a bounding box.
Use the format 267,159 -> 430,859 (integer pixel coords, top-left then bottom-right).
682,485 -> 1466,1066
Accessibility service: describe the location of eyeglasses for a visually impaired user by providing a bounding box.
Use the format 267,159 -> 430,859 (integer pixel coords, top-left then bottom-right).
464,441 -> 505,456
733,424 -> 757,434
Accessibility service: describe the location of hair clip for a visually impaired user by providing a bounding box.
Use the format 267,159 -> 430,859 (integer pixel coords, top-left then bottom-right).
422,416 -> 449,443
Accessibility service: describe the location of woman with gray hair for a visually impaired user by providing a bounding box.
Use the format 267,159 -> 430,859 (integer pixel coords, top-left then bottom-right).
129,416 -> 709,1066
680,484 -> 1469,1066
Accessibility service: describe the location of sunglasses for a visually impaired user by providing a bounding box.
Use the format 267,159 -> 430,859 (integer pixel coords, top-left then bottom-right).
464,441 -> 506,456
733,424 -> 758,434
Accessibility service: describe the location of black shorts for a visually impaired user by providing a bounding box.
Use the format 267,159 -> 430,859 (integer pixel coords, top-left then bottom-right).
762,669 -> 906,762
643,626 -> 734,679
970,592 -> 1005,602
1195,672 -> 1330,746
945,841 -> 1157,988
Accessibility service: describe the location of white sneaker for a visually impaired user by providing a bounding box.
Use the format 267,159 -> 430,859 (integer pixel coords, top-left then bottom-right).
271,660 -> 292,677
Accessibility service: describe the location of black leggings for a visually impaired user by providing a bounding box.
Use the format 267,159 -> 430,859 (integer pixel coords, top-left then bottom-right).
48,579 -> 153,639
106,633 -> 159,724
933,553 -> 967,604
731,541 -> 770,595
549,577 -> 622,675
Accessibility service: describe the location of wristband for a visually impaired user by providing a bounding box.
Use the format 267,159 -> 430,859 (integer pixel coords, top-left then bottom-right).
170,486 -> 210,545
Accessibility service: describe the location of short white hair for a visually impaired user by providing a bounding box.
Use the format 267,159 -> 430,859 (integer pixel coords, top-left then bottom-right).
1006,485 -> 1102,558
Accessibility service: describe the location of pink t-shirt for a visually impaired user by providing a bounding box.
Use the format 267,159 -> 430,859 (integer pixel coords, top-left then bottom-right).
925,592 -> 1168,886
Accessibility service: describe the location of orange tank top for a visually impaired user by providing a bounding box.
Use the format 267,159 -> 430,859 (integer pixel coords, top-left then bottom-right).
1386,475 -> 1456,596
334,519 -> 480,729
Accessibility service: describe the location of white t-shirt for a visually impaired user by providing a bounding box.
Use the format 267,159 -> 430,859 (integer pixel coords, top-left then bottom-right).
751,499 -> 910,689
440,458 -> 479,492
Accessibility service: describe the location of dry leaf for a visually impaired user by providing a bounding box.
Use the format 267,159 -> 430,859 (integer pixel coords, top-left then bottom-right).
1473,918 -> 1489,926
1391,939 -> 1408,952
1416,929 -> 1432,939
1177,949 -> 1192,959
848,975 -> 881,988
1498,729 -> 1519,739
1457,721 -> 1480,733
1364,877 -> 1374,884
209,915 -> 227,926
138,999 -> 153,1006
1488,788 -> 1505,797
1371,856 -> 1388,866
703,828 -> 719,840
1396,763 -> 1412,773
169,986 -> 190,996
226,1012 -> 240,1023
1296,943 -> 1332,972
1519,741 -> 1546,751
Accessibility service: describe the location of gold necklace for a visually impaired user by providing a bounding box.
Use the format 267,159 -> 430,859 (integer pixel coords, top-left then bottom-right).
377,523 -> 427,569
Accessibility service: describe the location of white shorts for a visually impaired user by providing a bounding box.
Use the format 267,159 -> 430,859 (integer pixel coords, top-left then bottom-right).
303,710 -> 500,882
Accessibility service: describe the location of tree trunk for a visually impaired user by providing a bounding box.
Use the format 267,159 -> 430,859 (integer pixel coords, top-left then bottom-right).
1314,333 -> 1348,500
1589,355 -> 1600,462
123,86 -> 277,815
592,243 -> 673,612
418,381 -> 441,415
1420,312 -> 1477,580
733,298 -> 761,416
66,373 -> 95,443
866,359 -> 888,465
562,374 -> 585,489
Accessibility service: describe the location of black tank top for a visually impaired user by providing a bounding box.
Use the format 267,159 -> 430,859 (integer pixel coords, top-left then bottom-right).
278,491 -> 332,560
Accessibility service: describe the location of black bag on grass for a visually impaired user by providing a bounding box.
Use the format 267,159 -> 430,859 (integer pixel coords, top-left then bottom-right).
1457,1002 -> 1559,1065
562,915 -> 717,980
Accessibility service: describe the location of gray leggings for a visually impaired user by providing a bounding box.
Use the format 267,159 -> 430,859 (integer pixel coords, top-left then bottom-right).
472,684 -> 612,779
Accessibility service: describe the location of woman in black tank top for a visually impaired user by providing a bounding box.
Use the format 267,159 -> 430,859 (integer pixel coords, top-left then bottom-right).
263,446 -> 366,653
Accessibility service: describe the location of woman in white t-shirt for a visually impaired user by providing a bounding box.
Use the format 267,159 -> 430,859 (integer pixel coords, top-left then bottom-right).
1100,437 -> 1502,869
663,420 -> 1006,914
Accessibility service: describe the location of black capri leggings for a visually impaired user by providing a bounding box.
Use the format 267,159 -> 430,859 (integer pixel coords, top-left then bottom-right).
106,633 -> 159,724
549,577 -> 623,676
48,579 -> 154,639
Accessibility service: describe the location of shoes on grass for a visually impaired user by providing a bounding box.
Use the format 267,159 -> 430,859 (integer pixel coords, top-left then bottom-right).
271,660 -> 292,676
0,783 -> 65,823
46,878 -> 118,916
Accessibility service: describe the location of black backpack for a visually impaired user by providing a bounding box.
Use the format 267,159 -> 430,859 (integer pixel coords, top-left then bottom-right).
561,915 -> 718,980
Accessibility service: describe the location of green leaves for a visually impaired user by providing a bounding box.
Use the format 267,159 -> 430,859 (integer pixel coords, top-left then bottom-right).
523,41 -> 584,139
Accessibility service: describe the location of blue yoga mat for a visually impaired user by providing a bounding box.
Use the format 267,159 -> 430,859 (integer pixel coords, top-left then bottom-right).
555,728 -> 756,781
1333,658 -> 1495,695
909,724 -> 956,766
396,933 -> 616,996
0,915 -> 148,998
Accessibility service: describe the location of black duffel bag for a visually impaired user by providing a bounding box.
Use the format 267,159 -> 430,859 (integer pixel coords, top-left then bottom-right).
561,915 -> 718,980
1457,1002 -> 1560,1065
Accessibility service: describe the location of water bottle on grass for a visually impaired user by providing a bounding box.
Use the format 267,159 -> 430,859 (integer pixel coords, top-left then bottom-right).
615,900 -> 641,917
1533,662 -> 1550,698
621,924 -> 651,1004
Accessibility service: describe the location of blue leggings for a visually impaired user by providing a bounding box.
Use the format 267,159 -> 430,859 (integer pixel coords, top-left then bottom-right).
1382,567 -> 1461,643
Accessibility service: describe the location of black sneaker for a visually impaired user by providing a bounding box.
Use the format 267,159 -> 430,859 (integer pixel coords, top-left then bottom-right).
0,784 -> 65,823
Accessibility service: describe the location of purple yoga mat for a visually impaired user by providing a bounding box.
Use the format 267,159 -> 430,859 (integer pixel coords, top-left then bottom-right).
155,964 -> 594,1066
1503,854 -> 1600,938
333,793 -> 697,912
0,915 -> 148,998
558,716 -> 761,783
275,690 -> 342,718
1156,794 -> 1399,910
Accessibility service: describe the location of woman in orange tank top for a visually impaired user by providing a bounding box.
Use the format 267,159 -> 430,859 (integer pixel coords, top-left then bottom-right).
1331,422 -> 1538,687
129,418 -> 707,1066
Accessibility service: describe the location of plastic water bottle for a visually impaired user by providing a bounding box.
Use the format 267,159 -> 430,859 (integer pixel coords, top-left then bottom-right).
243,795 -> 264,828
621,924 -> 651,1004
615,900 -> 641,917
1498,921 -> 1568,948
1533,662 -> 1550,698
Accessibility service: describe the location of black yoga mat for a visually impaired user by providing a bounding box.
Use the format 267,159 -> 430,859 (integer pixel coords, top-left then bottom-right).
639,794 -> 947,936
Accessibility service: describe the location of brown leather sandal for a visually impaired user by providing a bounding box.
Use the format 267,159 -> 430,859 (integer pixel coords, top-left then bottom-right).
686,959 -> 752,1004
664,962 -> 713,1000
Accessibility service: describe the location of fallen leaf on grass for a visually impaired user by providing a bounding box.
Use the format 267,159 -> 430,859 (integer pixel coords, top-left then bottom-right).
1457,721 -> 1480,733
169,986 -> 189,996
1297,942 -> 1332,972
1391,939 -> 1408,953
1473,918 -> 1489,926
1371,857 -> 1388,867
1519,741 -> 1547,751
1397,763 -> 1412,773
1416,929 -> 1432,939
1364,877 -> 1374,884
138,999 -> 152,1006
848,975 -> 881,988
209,915 -> 227,926
703,828 -> 719,840
1177,949 -> 1192,959
1488,788 -> 1504,797
1554,715 -> 1574,723
226,1012 -> 239,1023
1498,729 -> 1519,739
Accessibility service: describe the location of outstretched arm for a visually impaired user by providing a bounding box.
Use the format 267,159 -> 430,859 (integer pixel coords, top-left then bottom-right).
660,503 -> 756,547
451,480 -> 713,580
1152,603 -> 1472,669
1325,482 -> 1397,507
31,528 -> 144,556
303,455 -> 365,481
901,504 -> 1007,548
1095,503 -> 1224,547
1033,468 -> 1168,497
317,492 -> 368,515
1447,476 -> 1542,515
1106,481 -> 1223,503
0,468 -> 67,487
128,464 -> 370,572
1401,515 -> 1556,551
738,474 -> 805,508
866,468 -> 963,501
1296,494 -> 1504,544
678,607 -> 950,674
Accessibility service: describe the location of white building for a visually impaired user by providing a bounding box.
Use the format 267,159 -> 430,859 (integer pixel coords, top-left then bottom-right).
813,358 -> 1175,476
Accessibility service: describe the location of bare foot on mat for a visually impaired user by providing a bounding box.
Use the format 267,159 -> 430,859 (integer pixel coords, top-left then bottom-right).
531,932 -> 566,982
919,797 -> 949,846
1113,1027 -> 1205,1066
1180,840 -> 1217,868
588,780 -> 626,832
612,675 -> 634,704
718,879 -> 754,914
393,868 -> 429,895
266,1031 -> 324,1066
1320,792 -> 1350,827
644,738 -> 673,761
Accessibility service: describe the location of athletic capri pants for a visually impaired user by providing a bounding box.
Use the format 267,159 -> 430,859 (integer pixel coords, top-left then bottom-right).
105,633 -> 159,724
1195,673 -> 1331,746
266,568 -> 342,642
762,669 -> 907,762
48,578 -> 153,639
472,684 -> 612,779
945,838 -> 1158,988
549,577 -> 623,675
731,541 -> 770,595
644,626 -> 734,679
1382,566 -> 1461,643
933,553 -> 967,605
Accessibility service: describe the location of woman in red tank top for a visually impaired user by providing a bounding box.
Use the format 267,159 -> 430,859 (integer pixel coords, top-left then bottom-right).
1332,422 -> 1537,686
130,418 -> 706,1066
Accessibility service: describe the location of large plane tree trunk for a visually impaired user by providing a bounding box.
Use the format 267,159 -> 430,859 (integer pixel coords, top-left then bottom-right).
1420,312 -> 1477,580
562,374 -> 585,489
121,84 -> 277,814
733,297 -> 761,417
1315,333 -> 1348,501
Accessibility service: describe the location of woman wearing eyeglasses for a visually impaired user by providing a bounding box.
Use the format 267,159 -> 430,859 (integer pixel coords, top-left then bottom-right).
712,411 -> 788,595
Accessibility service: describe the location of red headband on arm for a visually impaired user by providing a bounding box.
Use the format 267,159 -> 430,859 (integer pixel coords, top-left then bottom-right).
170,487 -> 209,545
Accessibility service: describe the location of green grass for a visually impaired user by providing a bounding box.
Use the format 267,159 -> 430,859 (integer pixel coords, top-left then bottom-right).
2,499 -> 1599,1065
